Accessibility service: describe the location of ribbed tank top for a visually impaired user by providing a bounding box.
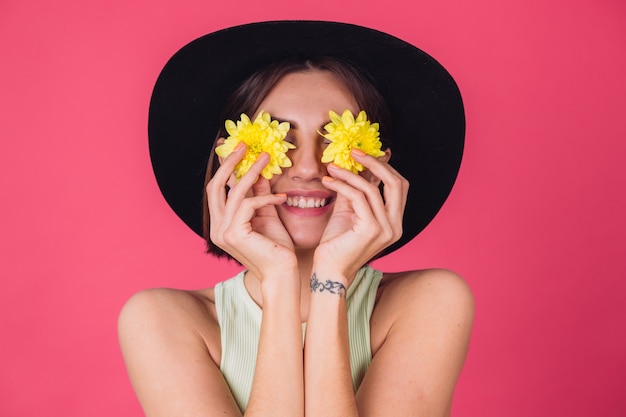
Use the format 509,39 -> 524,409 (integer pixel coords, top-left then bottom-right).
214,266 -> 383,412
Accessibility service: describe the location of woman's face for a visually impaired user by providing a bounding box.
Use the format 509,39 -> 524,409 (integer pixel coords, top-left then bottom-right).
255,69 -> 359,251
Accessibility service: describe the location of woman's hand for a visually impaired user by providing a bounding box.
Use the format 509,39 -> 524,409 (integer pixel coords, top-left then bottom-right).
314,149 -> 409,283
205,143 -> 297,279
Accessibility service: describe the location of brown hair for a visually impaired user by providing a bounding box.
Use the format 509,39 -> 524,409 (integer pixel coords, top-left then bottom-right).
202,57 -> 391,259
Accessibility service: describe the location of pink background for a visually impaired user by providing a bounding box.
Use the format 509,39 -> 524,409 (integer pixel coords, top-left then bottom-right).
1,0 -> 625,416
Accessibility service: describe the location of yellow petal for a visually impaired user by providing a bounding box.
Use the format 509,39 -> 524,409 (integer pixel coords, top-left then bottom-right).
320,109 -> 384,173
215,111 -> 294,179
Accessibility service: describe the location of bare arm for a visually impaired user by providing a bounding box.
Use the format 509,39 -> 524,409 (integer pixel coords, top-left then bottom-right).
118,278 -> 305,417
303,149 -> 408,417
356,269 -> 474,417
304,271 -> 357,417
246,266 -> 304,417
205,144 -> 307,416
303,269 -> 473,417
118,289 -> 242,417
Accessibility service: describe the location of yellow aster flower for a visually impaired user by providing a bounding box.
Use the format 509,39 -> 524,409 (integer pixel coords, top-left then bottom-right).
215,111 -> 294,180
320,110 -> 386,174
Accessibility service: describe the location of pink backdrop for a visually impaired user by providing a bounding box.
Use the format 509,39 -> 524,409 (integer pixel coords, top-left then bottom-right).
1,0 -> 625,415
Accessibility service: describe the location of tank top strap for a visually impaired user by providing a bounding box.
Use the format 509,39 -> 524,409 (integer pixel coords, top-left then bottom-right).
214,271 -> 261,411
345,265 -> 383,390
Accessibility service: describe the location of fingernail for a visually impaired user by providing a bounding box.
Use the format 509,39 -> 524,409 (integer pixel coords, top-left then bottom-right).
327,163 -> 340,171
351,148 -> 366,156
234,142 -> 246,151
322,176 -> 334,182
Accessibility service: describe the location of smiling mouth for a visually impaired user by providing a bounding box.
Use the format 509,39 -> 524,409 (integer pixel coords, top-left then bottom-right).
285,196 -> 330,208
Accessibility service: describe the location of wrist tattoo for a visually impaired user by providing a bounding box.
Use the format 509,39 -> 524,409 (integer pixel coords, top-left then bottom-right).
310,273 -> 347,297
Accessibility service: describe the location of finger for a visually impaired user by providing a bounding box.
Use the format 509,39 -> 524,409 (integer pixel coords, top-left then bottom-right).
212,191 -> 287,251
222,153 -> 283,230
206,142 -> 247,219
323,175 -> 398,248
228,193 -> 288,232
252,176 -> 280,218
252,175 -> 272,197
350,150 -> 409,224
326,163 -> 389,224
226,152 -> 269,200
321,175 -> 378,224
221,152 -> 269,223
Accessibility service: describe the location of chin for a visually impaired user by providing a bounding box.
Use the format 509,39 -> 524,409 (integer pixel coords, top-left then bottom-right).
292,236 -> 323,252
278,210 -> 328,251
285,229 -> 324,252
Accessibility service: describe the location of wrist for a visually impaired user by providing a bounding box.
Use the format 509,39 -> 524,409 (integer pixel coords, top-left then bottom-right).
310,261 -> 352,287
308,271 -> 349,319
259,266 -> 300,300
309,273 -> 348,298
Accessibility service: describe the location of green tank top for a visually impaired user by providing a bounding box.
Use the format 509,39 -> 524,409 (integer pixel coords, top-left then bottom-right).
214,266 -> 383,412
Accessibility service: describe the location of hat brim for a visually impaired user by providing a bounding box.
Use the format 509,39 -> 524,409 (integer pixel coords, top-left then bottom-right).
149,20 -> 465,257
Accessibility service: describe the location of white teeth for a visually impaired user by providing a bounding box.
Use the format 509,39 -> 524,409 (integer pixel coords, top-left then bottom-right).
286,196 -> 328,208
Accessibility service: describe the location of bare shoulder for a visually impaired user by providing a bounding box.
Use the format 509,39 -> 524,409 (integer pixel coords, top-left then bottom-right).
371,268 -> 474,355
119,286 -> 218,318
358,269 -> 474,415
376,268 -> 473,315
117,287 -> 240,416
118,286 -> 221,365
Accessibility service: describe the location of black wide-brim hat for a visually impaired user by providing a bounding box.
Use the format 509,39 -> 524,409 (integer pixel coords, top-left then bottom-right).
149,20 -> 465,257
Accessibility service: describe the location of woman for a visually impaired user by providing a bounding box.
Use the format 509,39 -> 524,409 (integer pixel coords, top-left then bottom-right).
119,21 -> 473,417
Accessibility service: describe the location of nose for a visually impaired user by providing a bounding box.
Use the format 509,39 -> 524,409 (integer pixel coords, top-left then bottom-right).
286,137 -> 326,182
